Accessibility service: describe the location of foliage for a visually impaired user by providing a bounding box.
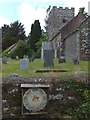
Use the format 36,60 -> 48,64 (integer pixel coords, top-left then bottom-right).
74,88 -> 90,119
2,21 -> 26,51
35,34 -> 48,58
48,77 -> 90,119
75,101 -> 90,119
2,47 -> 9,57
28,20 -> 42,52
2,59 -> 88,77
61,79 -> 90,119
2,40 -> 32,59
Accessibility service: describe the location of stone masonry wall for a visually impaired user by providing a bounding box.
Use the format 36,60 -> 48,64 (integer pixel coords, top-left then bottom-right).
46,6 -> 74,41
2,75 -> 89,119
79,17 -> 90,60
64,31 -> 78,60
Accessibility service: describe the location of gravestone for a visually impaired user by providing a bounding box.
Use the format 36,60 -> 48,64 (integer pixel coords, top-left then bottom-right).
8,73 -> 21,78
20,59 -> 29,70
58,56 -> 66,63
72,57 -> 79,64
43,42 -> 54,67
7,57 -> 12,62
2,57 -> 7,64
0,58 -> 2,62
16,56 -> 19,60
41,42 -> 45,59
75,71 -> 87,77
29,55 -> 35,62
26,55 -> 29,59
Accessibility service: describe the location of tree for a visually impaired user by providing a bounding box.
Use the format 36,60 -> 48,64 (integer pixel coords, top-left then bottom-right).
35,33 -> 48,58
2,24 -> 11,51
2,21 -> 26,51
29,20 -> 42,52
10,21 -> 26,40
2,40 -> 31,59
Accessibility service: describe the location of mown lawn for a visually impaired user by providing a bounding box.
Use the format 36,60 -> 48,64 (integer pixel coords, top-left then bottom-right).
1,58 -> 89,77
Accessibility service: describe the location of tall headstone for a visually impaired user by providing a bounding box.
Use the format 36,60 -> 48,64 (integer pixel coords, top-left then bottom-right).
20,59 -> 29,70
43,42 -> 54,67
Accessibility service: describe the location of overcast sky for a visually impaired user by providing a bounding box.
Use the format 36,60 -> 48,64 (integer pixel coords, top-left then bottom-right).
0,0 -> 89,36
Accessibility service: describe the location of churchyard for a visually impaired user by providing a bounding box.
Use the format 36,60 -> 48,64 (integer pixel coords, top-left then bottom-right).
1,58 -> 88,77
1,55 -> 89,119
1,4 -> 90,119
1,57 -> 90,119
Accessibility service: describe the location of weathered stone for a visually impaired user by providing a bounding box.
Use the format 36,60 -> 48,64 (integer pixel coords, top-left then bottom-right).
46,6 -> 74,41
72,58 -> 79,64
2,57 -> 7,64
58,56 -> 66,63
20,59 -> 29,70
49,94 -> 63,100
8,73 -> 21,78
75,71 -> 87,76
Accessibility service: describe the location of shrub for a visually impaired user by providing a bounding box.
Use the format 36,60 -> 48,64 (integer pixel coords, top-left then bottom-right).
75,101 -> 90,119
2,40 -> 33,59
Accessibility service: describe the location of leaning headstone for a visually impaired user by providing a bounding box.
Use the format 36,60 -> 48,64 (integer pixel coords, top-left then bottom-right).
2,57 -> 7,64
20,59 -> 29,70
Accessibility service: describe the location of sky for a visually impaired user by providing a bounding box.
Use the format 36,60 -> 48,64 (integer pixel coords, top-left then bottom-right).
0,0 -> 89,36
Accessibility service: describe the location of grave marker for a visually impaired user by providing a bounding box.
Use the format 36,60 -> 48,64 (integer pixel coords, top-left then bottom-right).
20,59 -> 29,70
72,57 -> 79,64
43,42 -> 54,67
2,57 -> 7,64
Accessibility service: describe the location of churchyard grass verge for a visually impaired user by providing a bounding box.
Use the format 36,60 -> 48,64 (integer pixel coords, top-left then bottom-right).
2,58 -> 89,77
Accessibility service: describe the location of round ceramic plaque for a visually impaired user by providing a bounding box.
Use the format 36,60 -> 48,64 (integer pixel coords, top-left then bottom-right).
23,88 -> 47,112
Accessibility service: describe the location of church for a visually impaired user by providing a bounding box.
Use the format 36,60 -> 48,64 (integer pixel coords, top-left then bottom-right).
45,6 -> 90,60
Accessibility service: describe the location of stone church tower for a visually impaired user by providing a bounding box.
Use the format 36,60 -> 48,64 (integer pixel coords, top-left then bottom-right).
45,6 -> 75,41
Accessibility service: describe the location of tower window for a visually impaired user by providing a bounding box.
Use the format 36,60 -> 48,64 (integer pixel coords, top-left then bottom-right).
63,19 -> 66,23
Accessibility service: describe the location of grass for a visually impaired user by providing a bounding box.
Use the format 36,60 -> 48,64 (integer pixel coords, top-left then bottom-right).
1,58 -> 89,77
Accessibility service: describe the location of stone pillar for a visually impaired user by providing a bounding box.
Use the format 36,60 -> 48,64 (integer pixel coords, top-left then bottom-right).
41,42 -> 46,59
54,49 -> 57,58
77,29 -> 80,60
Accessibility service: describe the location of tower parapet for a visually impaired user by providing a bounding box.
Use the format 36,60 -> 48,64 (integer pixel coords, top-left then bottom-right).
46,6 -> 75,41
